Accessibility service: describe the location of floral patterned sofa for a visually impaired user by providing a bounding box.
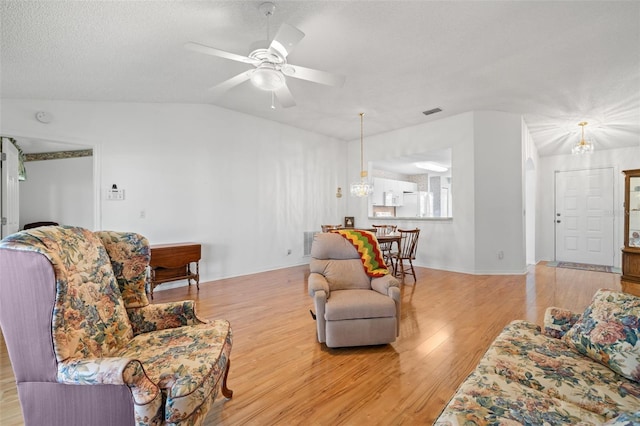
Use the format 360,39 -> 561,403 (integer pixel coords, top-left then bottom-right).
0,226 -> 232,426
435,289 -> 640,425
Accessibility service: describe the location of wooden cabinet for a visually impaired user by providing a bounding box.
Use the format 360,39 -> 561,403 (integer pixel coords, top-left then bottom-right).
621,169 -> 640,296
149,243 -> 201,298
371,178 -> 418,206
372,178 -> 385,206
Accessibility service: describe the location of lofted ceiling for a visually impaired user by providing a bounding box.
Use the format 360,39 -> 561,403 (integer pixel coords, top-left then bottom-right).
1,1 -> 639,157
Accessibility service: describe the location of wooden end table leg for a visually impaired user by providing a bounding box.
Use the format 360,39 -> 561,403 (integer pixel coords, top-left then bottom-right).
195,261 -> 200,291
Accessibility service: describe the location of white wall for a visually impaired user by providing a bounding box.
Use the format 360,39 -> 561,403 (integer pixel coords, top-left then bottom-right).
19,156 -> 93,229
3,99 -> 530,278
2,99 -> 348,282
523,118 -> 539,265
537,146 -> 640,267
473,111 -> 525,274
346,112 -> 475,273
346,111 -> 526,274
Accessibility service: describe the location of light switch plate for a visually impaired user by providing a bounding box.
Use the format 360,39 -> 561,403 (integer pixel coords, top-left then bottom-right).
107,188 -> 125,200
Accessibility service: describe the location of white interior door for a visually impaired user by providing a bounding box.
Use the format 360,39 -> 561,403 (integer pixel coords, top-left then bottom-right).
1,138 -> 20,238
555,168 -> 614,265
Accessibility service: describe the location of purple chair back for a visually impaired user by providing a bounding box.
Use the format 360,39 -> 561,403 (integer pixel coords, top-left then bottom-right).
0,229 -> 135,425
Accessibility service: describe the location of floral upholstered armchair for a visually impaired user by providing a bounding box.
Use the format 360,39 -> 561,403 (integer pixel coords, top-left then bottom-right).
0,226 -> 232,426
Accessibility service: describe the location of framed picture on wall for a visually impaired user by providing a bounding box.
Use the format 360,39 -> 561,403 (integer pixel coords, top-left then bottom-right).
344,216 -> 354,228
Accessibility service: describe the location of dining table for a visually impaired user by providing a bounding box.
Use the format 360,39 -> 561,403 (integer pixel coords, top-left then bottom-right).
376,232 -> 401,275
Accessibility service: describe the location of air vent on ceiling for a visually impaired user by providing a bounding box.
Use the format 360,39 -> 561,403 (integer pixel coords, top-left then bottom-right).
422,108 -> 442,116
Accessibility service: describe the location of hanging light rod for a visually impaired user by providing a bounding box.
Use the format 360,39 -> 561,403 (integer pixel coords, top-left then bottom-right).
350,112 -> 374,197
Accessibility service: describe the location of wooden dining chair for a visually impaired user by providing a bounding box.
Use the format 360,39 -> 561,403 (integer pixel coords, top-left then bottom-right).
372,224 -> 397,234
373,225 -> 398,268
321,224 -> 343,232
391,228 -> 420,282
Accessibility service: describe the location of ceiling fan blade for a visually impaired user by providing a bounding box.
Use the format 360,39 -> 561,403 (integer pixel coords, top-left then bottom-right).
209,71 -> 253,96
184,42 -> 259,65
274,83 -> 296,108
283,64 -> 345,87
269,23 -> 305,58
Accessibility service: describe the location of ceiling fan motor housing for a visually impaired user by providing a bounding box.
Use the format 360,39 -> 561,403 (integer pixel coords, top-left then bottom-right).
249,47 -> 283,65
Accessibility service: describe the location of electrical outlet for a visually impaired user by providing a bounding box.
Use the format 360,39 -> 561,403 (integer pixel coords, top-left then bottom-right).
287,249 -> 292,256
497,250 -> 504,260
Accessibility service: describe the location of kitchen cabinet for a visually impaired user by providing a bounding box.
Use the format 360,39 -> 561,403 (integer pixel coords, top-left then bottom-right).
622,169 -> 640,296
371,178 -> 417,206
385,179 -> 404,206
400,181 -> 418,193
372,178 -> 394,205
372,178 -> 385,206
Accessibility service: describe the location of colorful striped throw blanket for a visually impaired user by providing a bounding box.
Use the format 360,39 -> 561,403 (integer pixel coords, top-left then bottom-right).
332,229 -> 389,277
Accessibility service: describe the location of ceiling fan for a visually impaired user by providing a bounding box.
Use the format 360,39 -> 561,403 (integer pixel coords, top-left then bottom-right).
185,2 -> 345,108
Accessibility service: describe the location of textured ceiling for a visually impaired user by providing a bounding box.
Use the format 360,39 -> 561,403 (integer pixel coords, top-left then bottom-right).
1,1 -> 639,156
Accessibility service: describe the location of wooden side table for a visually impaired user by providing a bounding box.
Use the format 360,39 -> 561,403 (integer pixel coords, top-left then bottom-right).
149,242 -> 201,298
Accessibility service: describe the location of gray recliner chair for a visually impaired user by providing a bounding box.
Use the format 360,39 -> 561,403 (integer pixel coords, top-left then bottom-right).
308,232 -> 401,348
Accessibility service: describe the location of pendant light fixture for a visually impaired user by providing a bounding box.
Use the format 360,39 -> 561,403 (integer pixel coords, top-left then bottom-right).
572,121 -> 594,154
350,112 -> 374,197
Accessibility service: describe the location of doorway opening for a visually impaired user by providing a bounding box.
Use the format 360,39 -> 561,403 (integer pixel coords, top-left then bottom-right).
1,136 -> 99,235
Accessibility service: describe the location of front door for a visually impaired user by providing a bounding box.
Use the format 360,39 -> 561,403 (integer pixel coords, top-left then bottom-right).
555,168 -> 614,266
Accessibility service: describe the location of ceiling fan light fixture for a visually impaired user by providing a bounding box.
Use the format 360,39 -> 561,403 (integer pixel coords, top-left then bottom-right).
250,67 -> 285,91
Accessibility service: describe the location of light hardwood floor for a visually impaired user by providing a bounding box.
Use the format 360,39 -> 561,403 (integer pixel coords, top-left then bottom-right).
0,263 -> 621,425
